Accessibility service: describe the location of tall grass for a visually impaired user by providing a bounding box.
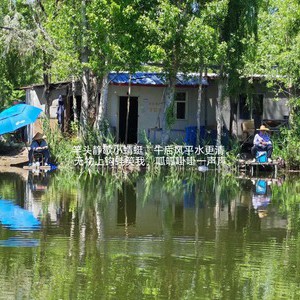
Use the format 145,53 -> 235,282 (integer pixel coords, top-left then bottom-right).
41,117 -> 79,169
272,108 -> 300,170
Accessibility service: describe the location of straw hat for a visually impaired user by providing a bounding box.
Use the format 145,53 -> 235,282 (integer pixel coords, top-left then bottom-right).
33,132 -> 46,140
257,125 -> 269,131
258,210 -> 268,218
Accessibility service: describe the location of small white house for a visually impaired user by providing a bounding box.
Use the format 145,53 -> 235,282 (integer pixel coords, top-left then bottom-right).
23,72 -> 290,144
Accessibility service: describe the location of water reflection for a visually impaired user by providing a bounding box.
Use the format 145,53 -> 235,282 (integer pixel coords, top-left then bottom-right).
230,177 -> 288,233
28,170 -> 50,194
0,199 -> 40,231
0,237 -> 39,247
117,182 -> 136,226
0,170 -> 299,299
252,179 -> 271,218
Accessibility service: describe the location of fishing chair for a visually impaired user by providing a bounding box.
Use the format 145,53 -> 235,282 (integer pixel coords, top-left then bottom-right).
33,152 -> 45,166
241,120 -> 255,142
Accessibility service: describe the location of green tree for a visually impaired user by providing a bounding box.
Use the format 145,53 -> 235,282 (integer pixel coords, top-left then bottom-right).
0,0 -> 41,109
141,0 -> 195,144
184,3 -> 216,145
216,0 -> 261,144
248,0 -> 300,166
92,0 -> 157,140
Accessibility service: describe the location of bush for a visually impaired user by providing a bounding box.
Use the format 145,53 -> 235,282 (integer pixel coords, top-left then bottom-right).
273,104 -> 300,169
41,117 -> 79,169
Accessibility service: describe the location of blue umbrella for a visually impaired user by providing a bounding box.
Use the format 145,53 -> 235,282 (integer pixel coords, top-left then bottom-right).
0,103 -> 42,135
0,199 -> 41,231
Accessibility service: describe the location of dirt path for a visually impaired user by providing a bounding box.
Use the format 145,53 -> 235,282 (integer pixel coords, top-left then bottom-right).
0,147 -> 28,167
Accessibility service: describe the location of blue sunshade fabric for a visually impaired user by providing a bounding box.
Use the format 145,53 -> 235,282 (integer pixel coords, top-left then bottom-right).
0,104 -> 42,135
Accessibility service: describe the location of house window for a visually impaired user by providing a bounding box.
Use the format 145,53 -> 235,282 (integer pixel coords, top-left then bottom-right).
175,92 -> 187,120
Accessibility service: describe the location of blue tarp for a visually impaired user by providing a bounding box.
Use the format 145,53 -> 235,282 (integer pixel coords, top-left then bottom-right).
0,199 -> 41,231
108,72 -> 209,86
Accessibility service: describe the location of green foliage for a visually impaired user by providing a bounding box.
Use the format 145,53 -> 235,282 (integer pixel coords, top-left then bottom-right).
0,1 -> 43,104
139,130 -> 156,170
219,172 -> 240,199
271,99 -> 300,169
82,125 -> 102,148
41,117 -> 78,169
272,176 -> 300,228
273,132 -> 300,170
245,0 -> 300,122
225,138 -> 242,170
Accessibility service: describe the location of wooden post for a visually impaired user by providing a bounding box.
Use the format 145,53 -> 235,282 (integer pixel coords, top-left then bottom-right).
274,164 -> 278,178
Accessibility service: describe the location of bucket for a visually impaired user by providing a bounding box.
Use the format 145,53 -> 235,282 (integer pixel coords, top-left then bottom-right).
256,179 -> 267,195
256,151 -> 267,163
184,126 -> 197,147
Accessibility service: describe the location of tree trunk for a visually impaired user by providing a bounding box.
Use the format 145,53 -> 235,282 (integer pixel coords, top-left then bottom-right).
72,75 -> 78,123
80,0 -> 89,137
197,66 -> 204,146
43,72 -> 50,118
95,72 -> 109,131
161,74 -> 176,145
80,68 -> 89,136
88,72 -> 98,126
43,52 -> 51,118
229,96 -> 238,138
216,77 -> 224,147
204,68 -> 208,127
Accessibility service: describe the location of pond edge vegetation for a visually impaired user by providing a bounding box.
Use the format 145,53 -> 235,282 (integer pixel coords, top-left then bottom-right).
41,108 -> 300,174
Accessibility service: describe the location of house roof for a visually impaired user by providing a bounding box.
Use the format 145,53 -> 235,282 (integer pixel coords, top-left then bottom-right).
20,80 -> 72,90
108,72 -> 211,86
21,72 -> 215,89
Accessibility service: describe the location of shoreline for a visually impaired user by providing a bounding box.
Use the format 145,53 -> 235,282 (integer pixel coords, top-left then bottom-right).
0,147 -> 28,167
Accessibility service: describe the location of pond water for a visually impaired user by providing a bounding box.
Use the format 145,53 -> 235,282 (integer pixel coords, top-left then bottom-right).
0,169 -> 299,299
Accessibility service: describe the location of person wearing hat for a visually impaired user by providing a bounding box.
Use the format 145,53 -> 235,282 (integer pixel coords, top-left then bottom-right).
28,132 -> 50,166
251,125 -> 273,162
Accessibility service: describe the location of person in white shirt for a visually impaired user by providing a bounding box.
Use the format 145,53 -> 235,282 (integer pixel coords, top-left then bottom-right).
251,125 -> 273,162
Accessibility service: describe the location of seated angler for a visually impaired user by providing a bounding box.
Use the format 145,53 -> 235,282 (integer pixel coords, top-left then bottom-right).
251,125 -> 273,162
28,132 -> 50,166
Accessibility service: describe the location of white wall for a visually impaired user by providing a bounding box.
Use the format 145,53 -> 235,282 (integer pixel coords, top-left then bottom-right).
107,85 -> 166,143
107,84 -> 219,144
236,92 -> 289,137
26,86 -> 67,119
264,93 -> 289,120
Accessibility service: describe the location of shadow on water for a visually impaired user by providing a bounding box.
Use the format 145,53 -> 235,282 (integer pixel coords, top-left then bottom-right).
0,169 -> 300,299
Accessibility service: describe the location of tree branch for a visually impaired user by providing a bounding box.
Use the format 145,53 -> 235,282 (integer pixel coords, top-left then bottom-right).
0,26 -> 15,31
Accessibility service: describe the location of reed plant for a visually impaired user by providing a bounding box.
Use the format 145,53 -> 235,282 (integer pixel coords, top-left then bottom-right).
41,117 -> 79,169
40,116 -> 242,175
272,108 -> 300,170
